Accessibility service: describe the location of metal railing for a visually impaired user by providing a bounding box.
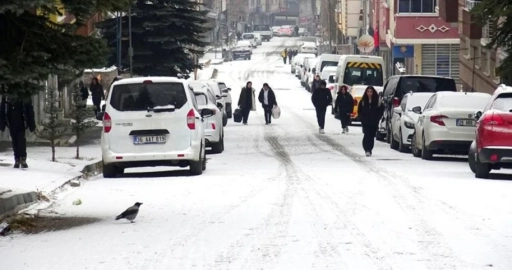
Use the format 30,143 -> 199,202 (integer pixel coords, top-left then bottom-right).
465,0 -> 481,10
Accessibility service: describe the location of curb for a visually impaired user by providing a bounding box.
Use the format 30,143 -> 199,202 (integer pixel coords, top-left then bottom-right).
0,160 -> 103,221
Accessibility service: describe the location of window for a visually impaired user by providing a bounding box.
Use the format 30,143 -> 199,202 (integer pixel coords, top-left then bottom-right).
485,50 -> 491,75
398,77 -> 457,95
207,90 -> 217,104
343,66 -> 384,86
110,83 -> 187,111
189,89 -> 199,110
491,93 -> 512,111
464,37 -> 471,58
400,95 -> 408,111
398,0 -> 437,13
195,93 -> 208,106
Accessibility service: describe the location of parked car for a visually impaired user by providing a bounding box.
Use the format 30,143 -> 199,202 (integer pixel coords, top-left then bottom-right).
291,53 -> 316,74
378,75 -> 457,142
277,27 -> 293,37
320,66 -> 337,96
468,84 -> 512,178
271,26 -> 280,36
195,80 -> 229,126
233,42 -> 252,60
215,80 -> 233,118
253,33 -> 263,45
98,77 -> 213,177
411,92 -> 491,160
192,85 -> 224,154
296,55 -> 316,80
303,57 -> 319,91
253,24 -> 272,41
299,42 -> 318,55
241,33 -> 258,47
298,28 -> 308,36
345,85 -> 383,121
390,92 -> 435,152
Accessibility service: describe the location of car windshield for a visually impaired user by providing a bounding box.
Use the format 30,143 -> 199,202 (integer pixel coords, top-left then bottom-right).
439,94 -> 489,110
343,65 -> 384,86
406,94 -> 434,110
492,93 -> 512,111
254,25 -> 269,31
399,77 -> 456,94
110,82 -> 187,111
195,93 -> 208,106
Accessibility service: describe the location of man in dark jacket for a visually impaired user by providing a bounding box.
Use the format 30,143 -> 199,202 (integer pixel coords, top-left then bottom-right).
334,85 -> 354,133
310,74 -> 321,93
90,77 -> 105,116
238,81 -> 254,125
78,81 -> 89,109
311,80 -> 333,134
0,96 -> 36,168
258,83 -> 277,125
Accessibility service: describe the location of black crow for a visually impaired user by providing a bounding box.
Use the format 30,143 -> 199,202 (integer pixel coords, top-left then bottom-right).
115,202 -> 143,223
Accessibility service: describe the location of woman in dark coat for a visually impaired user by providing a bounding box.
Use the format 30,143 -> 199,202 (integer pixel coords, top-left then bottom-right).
238,81 -> 255,125
334,85 -> 354,133
258,83 -> 277,125
90,77 -> 105,116
357,86 -> 384,157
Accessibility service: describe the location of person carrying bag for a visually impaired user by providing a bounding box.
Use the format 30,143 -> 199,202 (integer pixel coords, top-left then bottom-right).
258,83 -> 277,125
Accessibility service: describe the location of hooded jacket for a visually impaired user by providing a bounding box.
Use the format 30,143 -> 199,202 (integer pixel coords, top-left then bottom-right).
335,91 -> 354,114
0,97 -> 36,132
311,86 -> 333,108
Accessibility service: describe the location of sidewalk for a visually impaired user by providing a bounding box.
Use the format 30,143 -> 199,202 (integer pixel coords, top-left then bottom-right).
0,127 -> 102,220
199,48 -> 225,66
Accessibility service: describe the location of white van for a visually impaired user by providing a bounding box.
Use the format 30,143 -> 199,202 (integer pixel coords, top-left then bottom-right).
335,55 -> 385,90
241,33 -> 258,47
315,54 -> 342,75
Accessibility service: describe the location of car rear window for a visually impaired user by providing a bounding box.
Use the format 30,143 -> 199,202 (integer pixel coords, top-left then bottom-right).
243,34 -> 254,39
195,93 -> 207,106
439,94 -> 489,109
399,77 -> 456,95
254,25 -> 270,31
110,82 -> 187,111
320,61 -> 338,72
351,87 -> 367,97
492,93 -> 512,111
218,83 -> 227,90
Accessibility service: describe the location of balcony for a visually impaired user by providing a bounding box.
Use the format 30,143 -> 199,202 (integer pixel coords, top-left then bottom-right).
462,8 -> 482,39
481,21 -> 496,46
438,0 -> 458,22
464,0 -> 481,10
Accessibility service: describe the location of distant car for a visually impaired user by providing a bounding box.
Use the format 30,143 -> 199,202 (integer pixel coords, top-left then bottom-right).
468,84 -> 512,178
215,80 -> 233,119
300,42 -> 317,55
253,33 -> 263,45
411,91 -> 491,160
298,28 -> 308,36
99,77 -> 213,177
191,85 -> 224,154
291,53 -> 316,74
233,43 -> 252,60
277,27 -> 293,37
390,92 -> 435,152
196,80 -> 229,126
271,26 -> 280,35
241,33 -> 258,47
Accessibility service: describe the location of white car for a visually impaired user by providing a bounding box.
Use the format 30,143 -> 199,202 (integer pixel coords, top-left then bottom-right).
253,33 -> 263,45
299,42 -> 318,55
192,85 -> 224,153
291,53 -> 316,75
192,81 -> 229,126
216,81 -> 233,118
241,33 -> 258,47
304,58 -> 319,91
99,77 -> 213,177
271,26 -> 280,35
296,55 -> 316,80
390,92 -> 435,152
411,92 -> 491,159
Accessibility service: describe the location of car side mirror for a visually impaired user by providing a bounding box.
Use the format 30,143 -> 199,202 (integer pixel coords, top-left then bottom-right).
96,112 -> 104,121
201,108 -> 214,118
412,106 -> 422,114
222,93 -> 228,98
227,87 -> 231,91
474,111 -> 482,120
393,107 -> 402,115
216,102 -> 223,109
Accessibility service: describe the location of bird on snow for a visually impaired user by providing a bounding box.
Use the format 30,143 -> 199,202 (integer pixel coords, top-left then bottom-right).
115,202 -> 142,223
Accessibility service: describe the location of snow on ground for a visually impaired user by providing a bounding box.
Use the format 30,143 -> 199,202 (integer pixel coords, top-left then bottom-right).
2,37 -> 512,270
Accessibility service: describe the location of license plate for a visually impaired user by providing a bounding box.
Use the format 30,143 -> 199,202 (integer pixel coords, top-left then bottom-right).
133,135 -> 167,145
456,119 -> 476,126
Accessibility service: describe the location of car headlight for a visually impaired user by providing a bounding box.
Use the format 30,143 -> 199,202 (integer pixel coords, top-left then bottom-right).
404,121 -> 415,129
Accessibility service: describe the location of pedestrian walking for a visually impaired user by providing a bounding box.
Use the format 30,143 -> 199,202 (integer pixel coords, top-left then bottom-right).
281,49 -> 288,64
0,96 -> 36,168
334,85 -> 354,134
294,25 -> 299,36
357,86 -> 384,157
258,83 -> 277,125
238,81 -> 256,125
90,77 -> 105,116
310,74 -> 321,93
311,80 -> 333,134
288,49 -> 293,63
78,80 -> 89,109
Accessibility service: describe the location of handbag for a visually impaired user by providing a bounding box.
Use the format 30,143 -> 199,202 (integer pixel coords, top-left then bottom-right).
271,105 -> 281,119
233,108 -> 243,123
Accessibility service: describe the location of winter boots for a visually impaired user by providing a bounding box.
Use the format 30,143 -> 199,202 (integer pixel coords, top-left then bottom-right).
13,158 -> 20,168
13,157 -> 28,169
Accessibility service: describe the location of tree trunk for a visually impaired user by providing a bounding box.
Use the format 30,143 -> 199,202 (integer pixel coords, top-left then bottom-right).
51,140 -> 56,162
76,131 -> 80,159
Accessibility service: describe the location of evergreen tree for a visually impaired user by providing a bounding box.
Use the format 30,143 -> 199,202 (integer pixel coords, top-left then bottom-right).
70,83 -> 97,159
0,0 -> 130,100
36,87 -> 68,162
471,0 -> 512,83
98,0 -> 210,76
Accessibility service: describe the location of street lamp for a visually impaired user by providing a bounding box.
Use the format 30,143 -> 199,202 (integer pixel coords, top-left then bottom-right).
128,6 -> 133,77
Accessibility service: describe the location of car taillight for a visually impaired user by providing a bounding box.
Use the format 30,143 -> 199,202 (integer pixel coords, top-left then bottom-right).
187,109 -> 196,130
353,99 -> 358,106
392,97 -> 400,107
481,112 -> 505,126
212,123 -> 216,130
430,115 -> 447,126
103,112 -> 112,133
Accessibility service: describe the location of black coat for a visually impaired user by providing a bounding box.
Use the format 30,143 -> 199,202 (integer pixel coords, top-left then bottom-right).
0,97 -> 36,132
357,97 -> 384,126
80,86 -> 89,100
311,79 -> 321,92
258,88 -> 277,107
311,87 -> 333,108
238,87 -> 253,110
90,83 -> 104,99
335,92 -> 354,114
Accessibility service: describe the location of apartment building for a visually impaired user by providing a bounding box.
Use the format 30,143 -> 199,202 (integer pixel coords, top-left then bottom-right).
374,0 -> 460,82
459,0 -> 507,93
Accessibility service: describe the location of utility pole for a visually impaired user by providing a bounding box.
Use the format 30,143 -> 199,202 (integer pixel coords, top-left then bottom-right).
226,0 -> 229,46
116,12 -> 122,72
328,0 -> 332,53
128,6 -> 133,77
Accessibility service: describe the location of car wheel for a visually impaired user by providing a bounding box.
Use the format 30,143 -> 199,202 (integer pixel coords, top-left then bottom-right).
189,144 -> 204,175
386,123 -> 392,144
421,133 -> 433,160
222,113 -> 228,126
390,130 -> 399,150
103,161 -> 117,178
398,128 -> 408,153
468,141 -> 477,173
211,132 -> 224,154
226,103 -> 232,118
201,144 -> 207,171
474,153 -> 491,179
411,133 -> 421,157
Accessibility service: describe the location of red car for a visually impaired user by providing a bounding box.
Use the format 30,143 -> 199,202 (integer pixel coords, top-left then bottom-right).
277,27 -> 293,37
468,84 -> 512,178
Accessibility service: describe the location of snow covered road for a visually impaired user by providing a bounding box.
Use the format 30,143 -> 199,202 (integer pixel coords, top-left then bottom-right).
2,37 -> 512,270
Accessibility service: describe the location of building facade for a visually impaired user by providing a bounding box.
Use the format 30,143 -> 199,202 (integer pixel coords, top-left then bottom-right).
459,0 -> 506,93
375,0 -> 460,84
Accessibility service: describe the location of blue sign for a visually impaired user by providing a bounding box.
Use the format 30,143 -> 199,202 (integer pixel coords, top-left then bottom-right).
393,45 -> 414,58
